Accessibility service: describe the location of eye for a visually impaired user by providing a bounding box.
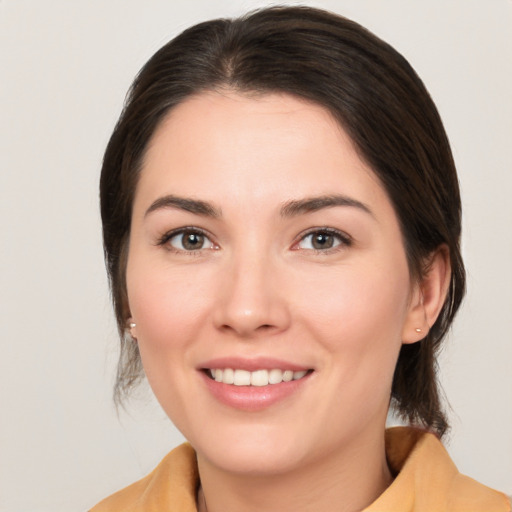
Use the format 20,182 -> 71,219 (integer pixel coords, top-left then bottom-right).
295,229 -> 351,251
162,228 -> 216,252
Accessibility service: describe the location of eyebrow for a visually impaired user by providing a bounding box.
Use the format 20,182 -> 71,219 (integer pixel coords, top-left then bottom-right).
280,194 -> 374,218
144,193 -> 373,220
144,195 -> 222,218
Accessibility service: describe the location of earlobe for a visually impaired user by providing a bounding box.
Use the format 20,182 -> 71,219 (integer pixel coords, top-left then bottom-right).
127,318 -> 138,340
402,245 -> 451,344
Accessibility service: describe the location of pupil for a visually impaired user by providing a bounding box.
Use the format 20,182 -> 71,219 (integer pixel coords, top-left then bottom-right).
313,233 -> 333,250
183,232 -> 204,250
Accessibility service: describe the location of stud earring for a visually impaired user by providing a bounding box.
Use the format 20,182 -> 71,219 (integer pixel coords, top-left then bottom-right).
126,321 -> 137,341
415,328 -> 422,333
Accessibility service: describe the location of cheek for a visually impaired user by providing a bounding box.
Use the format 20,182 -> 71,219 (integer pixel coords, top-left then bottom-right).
125,256 -> 214,354
299,261 -> 410,372
124,256 -> 212,412
305,260 -> 409,324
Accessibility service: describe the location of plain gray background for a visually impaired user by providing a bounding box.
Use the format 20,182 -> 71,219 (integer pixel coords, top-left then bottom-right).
1,1 -> 511,510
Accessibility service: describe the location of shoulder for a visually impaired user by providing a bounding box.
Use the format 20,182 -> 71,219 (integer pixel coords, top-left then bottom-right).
89,443 -> 199,512
447,472 -> 511,512
366,427 -> 511,511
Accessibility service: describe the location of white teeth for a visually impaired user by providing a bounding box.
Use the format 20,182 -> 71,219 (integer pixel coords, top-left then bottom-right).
233,369 -> 251,386
208,368 -> 309,386
223,368 -> 234,384
268,369 -> 283,384
283,370 -> 293,382
251,370 -> 268,387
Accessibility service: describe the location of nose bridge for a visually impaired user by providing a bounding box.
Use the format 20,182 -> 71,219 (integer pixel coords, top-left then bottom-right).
214,242 -> 290,336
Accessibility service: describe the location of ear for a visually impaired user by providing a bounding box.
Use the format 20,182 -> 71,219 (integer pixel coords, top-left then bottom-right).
402,245 -> 451,344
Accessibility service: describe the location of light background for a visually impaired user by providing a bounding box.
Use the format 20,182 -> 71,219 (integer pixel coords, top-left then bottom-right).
0,1 -> 511,510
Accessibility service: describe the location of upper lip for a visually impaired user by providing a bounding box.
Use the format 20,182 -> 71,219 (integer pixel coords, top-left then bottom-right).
198,357 -> 311,372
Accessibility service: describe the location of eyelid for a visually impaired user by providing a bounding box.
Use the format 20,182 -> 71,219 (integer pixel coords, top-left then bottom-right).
156,226 -> 351,253
292,227 -> 353,252
157,226 -> 218,252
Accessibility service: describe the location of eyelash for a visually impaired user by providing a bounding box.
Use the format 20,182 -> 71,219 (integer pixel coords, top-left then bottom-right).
157,227 -> 352,255
157,227 -> 216,255
293,227 -> 352,254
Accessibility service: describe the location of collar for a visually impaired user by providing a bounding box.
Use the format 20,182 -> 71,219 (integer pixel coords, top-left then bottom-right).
364,427 -> 510,511
90,427 -> 510,512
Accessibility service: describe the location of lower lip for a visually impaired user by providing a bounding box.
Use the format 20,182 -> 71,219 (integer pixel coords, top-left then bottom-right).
200,371 -> 312,411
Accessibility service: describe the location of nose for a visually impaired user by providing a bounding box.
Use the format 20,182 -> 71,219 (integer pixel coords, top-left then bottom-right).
213,251 -> 291,338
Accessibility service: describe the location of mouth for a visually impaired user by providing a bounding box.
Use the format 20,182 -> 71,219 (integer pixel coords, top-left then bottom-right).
205,368 -> 311,386
198,358 -> 314,410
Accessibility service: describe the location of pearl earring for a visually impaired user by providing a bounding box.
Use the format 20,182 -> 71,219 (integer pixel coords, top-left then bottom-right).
126,321 -> 137,341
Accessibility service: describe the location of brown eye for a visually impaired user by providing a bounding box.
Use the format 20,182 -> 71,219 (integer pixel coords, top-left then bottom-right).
311,232 -> 335,250
168,230 -> 212,251
296,229 -> 350,251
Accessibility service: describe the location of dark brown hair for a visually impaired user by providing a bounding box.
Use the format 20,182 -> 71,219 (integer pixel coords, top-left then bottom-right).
100,6 -> 465,437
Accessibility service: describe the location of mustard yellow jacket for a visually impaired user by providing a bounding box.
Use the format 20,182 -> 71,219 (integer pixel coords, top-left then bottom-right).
90,427 -> 510,512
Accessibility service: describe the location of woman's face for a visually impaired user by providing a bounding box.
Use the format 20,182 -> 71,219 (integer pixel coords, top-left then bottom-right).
126,91 -> 421,475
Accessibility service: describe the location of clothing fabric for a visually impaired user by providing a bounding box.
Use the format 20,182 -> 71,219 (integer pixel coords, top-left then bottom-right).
90,427 -> 510,512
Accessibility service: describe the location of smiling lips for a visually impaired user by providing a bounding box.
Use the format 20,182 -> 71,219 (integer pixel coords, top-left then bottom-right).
201,359 -> 313,410
208,368 -> 309,386
197,357 -> 315,412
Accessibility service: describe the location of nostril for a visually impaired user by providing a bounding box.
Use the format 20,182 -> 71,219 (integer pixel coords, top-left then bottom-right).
217,322 -> 277,337
213,298 -> 291,336
256,324 -> 275,332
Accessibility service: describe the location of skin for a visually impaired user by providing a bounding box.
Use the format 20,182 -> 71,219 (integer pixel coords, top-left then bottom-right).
126,91 -> 450,512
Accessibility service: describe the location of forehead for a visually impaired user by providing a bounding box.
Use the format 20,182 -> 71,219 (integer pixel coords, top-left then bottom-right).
144,90 -> 349,166
135,90 -> 388,216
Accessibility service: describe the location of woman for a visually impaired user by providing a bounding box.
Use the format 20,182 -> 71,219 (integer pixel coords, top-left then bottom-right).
91,6 -> 510,511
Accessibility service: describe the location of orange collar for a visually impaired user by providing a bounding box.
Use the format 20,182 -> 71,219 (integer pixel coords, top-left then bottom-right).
90,427 -> 510,512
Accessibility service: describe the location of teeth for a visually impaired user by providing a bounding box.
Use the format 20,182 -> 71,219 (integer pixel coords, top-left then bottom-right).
251,369 -> 268,387
283,370 -> 293,382
223,368 -> 234,384
207,368 -> 309,386
234,369 -> 251,386
268,369 -> 283,384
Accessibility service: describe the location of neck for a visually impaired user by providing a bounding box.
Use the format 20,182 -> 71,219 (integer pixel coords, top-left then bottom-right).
196,427 -> 392,512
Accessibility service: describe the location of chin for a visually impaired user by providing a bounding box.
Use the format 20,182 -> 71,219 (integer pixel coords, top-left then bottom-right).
190,422 -> 313,476
201,445 -> 308,476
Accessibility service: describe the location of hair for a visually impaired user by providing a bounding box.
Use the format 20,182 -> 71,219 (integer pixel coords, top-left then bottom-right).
100,5 -> 465,437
